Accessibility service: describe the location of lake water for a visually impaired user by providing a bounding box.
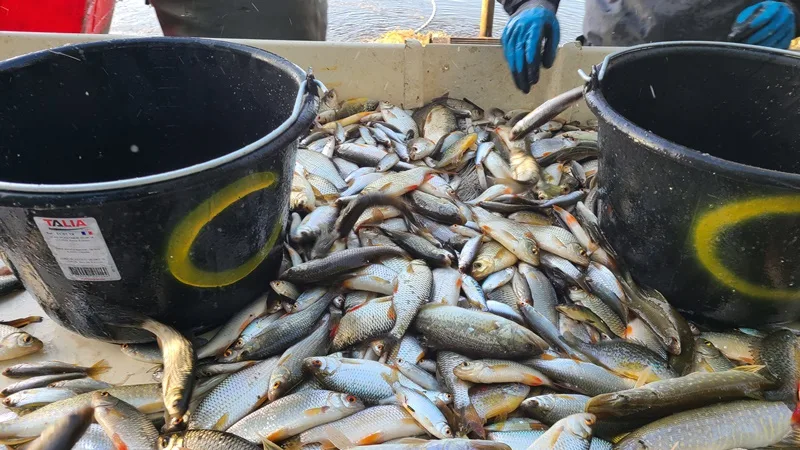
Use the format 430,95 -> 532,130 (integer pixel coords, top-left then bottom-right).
110,0 -> 585,45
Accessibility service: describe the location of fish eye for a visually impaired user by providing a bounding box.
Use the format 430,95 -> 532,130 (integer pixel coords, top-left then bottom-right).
704,341 -> 714,347
537,192 -> 548,200
235,339 -> 244,347
579,249 -> 587,257
443,427 -> 453,437
585,418 -> 595,425
223,349 -> 233,357
346,395 -> 357,403
21,335 -> 32,343
311,359 -> 323,368
100,391 -> 109,397
2,399 -> 11,406
396,358 -> 404,364
121,344 -> 129,349
273,381 -> 281,388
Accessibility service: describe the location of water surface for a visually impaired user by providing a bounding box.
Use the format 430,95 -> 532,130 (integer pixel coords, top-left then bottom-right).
110,0 -> 585,44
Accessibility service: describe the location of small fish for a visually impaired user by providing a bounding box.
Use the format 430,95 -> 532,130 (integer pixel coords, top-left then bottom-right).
587,370 -> 774,421
271,281 -> 300,301
700,331 -> 761,364
227,390 -> 365,444
158,430 -> 262,450
394,359 -> 440,391
24,406 -> 93,450
92,392 -> 159,450
413,304 -> 548,358
524,358 -> 636,396
556,305 -> 615,338
388,260 -> 433,343
454,359 -> 550,386
616,400 -> 797,450
267,314 -> 332,402
690,338 -> 736,373
196,296 -> 268,360
3,360 -> 109,379
518,264 -> 558,326
481,268 -> 515,294
394,385 -> 452,439
2,373 -> 85,397
565,335 -> 678,384
528,413 -> 594,450
519,303 -> 582,359
298,405 -> 425,448
470,383 -> 530,423
460,274 -> 489,311
138,318 -> 195,430
521,394 -> 591,425
3,388 -> 77,409
281,247 -> 406,283
471,241 -> 519,280
0,324 -> 42,361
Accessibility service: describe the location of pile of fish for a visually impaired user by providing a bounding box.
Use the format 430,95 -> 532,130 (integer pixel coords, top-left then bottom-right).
0,88 -> 798,450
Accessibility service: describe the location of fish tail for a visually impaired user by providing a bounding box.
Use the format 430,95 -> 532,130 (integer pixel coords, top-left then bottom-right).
458,404 -> 485,438
86,359 -> 112,379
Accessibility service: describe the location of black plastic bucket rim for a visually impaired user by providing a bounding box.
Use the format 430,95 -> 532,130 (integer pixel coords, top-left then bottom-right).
585,40 -> 800,190
0,37 -> 324,194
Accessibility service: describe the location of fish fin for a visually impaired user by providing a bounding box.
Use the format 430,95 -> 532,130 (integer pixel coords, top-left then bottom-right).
111,433 -> 129,450
633,368 -> 652,388
387,303 -> 397,321
212,413 -> 229,431
322,425 -> 357,449
0,316 -> 42,328
329,323 -> 339,340
779,423 -> 800,446
86,359 -> 111,379
304,406 -> 330,416
522,373 -> 544,386
266,429 -> 287,442
254,394 -> 270,409
539,352 -> 560,361
543,425 -> 566,447
731,364 -> 766,373
355,431 -> 383,446
261,438 -> 283,450
380,369 -> 401,387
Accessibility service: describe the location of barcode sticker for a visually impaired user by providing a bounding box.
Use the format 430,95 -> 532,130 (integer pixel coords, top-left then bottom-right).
34,217 -> 121,282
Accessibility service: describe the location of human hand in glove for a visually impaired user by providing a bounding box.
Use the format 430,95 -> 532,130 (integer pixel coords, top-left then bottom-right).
730,1 -> 796,49
501,6 -> 560,94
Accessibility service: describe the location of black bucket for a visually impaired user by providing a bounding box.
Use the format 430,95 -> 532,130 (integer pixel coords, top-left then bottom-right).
585,42 -> 800,326
0,38 -> 319,342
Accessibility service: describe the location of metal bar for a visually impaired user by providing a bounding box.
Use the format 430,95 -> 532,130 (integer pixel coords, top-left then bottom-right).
479,0 -> 495,37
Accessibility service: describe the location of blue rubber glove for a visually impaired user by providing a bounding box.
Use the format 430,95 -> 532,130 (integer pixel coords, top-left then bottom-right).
501,6 -> 560,94
731,1 -> 796,49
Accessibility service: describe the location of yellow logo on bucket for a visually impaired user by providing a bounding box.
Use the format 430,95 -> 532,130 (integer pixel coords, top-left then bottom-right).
693,195 -> 800,300
166,171 -> 282,288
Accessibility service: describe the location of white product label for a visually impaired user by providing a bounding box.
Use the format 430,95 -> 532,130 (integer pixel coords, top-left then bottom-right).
34,217 -> 121,282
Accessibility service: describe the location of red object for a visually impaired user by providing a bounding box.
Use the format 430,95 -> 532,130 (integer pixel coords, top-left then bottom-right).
0,0 -> 115,33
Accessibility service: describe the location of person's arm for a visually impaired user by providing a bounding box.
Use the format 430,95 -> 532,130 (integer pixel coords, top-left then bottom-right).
497,0 -> 561,16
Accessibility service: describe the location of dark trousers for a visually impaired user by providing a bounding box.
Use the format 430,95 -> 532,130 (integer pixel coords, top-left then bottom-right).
150,0 -> 328,40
